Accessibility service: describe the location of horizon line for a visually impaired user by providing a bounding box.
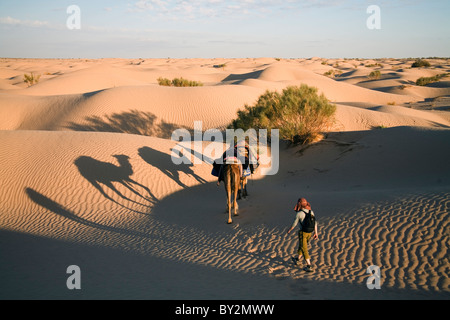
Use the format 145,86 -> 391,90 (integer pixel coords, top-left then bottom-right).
2,56 -> 450,60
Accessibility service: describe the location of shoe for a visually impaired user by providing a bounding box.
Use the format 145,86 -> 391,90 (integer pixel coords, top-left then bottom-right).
291,257 -> 299,265
303,264 -> 313,272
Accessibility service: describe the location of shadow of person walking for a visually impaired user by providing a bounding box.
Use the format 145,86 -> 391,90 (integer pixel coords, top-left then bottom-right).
138,146 -> 207,189
25,187 -> 150,237
74,155 -> 157,206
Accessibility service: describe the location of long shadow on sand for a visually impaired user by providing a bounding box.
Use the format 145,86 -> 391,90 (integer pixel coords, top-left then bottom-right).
74,154 -> 158,210
138,146 -> 207,188
66,109 -> 192,139
25,187 -> 148,237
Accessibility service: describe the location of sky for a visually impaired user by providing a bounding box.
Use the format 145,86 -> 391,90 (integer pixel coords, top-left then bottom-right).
0,0 -> 449,59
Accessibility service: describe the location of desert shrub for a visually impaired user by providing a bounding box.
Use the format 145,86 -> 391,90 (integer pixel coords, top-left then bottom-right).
213,64 -> 226,70
157,77 -> 203,87
411,59 -> 431,68
368,70 -> 381,80
365,63 -> 383,68
324,69 -> 342,78
230,85 -> 336,144
416,76 -> 434,86
172,77 -> 203,87
157,77 -> 172,86
23,73 -> 41,86
416,73 -> 449,86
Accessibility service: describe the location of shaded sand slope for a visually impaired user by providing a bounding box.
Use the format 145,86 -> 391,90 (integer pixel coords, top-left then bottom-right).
0,126 -> 448,299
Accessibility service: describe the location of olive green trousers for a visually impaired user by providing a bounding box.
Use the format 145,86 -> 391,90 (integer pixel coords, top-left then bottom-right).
298,231 -> 312,260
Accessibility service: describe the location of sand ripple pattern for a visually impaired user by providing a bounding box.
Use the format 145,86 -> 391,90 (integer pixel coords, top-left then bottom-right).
143,191 -> 449,293
305,191 -> 449,292
25,188 -> 447,294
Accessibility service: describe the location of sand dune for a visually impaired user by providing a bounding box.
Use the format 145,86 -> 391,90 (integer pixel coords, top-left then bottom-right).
333,103 -> 449,131
18,64 -> 152,96
0,58 -> 449,299
0,85 -> 265,132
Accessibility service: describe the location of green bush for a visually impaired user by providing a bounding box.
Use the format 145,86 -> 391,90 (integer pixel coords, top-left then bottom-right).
172,77 -> 203,87
230,85 -> 336,144
324,69 -> 342,78
157,77 -> 172,86
213,64 -> 226,70
416,73 -> 449,86
365,63 -> 383,68
23,73 -> 41,86
157,77 -> 203,87
368,70 -> 381,80
411,59 -> 431,68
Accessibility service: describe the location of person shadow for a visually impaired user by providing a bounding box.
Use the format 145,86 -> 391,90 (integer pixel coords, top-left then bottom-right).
138,146 -> 207,189
74,155 -> 158,208
25,187 -> 150,238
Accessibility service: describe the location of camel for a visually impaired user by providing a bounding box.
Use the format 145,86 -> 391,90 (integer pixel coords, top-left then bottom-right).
223,162 -> 241,224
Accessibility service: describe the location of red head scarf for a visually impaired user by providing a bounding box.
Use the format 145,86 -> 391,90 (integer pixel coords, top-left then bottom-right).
294,198 -> 311,212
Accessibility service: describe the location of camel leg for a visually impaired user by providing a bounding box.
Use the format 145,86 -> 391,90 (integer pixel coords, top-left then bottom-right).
227,196 -> 233,224
242,177 -> 248,198
224,166 -> 233,224
224,172 -> 229,213
233,176 -> 239,217
238,177 -> 247,199
127,178 -> 152,197
105,181 -> 136,203
121,180 -> 146,200
90,180 -> 119,204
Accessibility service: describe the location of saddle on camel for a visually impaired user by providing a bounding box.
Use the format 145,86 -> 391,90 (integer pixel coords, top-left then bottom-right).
211,141 -> 259,185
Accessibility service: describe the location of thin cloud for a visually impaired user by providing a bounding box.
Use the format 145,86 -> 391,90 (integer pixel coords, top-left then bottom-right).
0,16 -> 51,28
128,0 -> 364,21
129,0 -> 304,20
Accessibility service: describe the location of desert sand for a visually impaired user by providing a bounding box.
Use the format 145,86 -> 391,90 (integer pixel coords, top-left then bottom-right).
0,57 -> 449,300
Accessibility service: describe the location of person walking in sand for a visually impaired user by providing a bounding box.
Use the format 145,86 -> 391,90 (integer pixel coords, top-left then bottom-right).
287,198 -> 318,272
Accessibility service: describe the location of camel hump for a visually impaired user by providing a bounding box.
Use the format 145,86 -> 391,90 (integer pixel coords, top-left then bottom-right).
74,155 -> 133,181
112,154 -> 130,161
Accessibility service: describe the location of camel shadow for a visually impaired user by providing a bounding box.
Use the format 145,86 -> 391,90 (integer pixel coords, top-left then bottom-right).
138,146 -> 207,189
74,155 -> 157,208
